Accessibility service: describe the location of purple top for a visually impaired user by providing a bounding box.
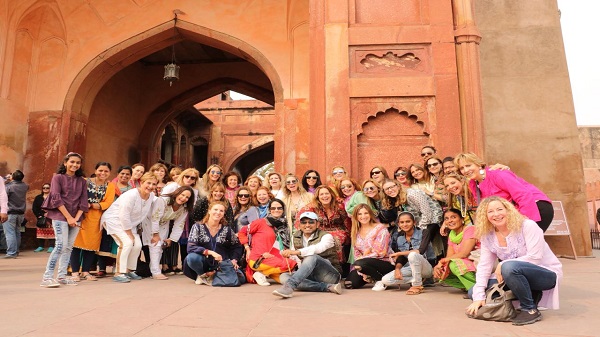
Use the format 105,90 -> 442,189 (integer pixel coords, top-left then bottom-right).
468,168 -> 550,221
42,174 -> 89,221
473,220 -> 562,309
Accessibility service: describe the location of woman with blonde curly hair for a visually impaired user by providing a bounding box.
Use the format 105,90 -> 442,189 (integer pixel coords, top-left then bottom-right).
197,164 -> 224,199
466,197 -> 562,326
281,173 -> 313,233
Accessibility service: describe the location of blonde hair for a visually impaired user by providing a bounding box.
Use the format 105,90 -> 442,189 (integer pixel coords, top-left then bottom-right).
282,173 -> 308,196
350,203 -> 378,247
380,179 -> 407,209
200,164 -> 224,193
454,152 -> 486,170
474,196 -> 525,238
208,182 -> 226,203
443,173 -> 476,210
139,172 -> 158,184
149,163 -> 169,184
264,172 -> 284,190
201,201 -> 229,226
176,168 -> 200,189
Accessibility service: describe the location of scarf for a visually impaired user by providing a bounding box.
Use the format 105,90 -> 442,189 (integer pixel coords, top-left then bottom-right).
449,228 -> 465,245
266,215 -> 290,249
258,204 -> 269,218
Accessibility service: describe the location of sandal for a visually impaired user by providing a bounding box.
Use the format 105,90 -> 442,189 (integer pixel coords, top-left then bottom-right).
152,274 -> 169,280
406,286 -> 424,295
83,274 -> 97,281
71,274 -> 81,282
97,271 -> 106,278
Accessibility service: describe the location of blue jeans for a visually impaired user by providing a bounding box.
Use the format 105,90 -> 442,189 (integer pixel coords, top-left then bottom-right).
282,255 -> 341,292
42,220 -> 80,280
501,261 -> 557,311
3,214 -> 23,257
185,253 -> 211,276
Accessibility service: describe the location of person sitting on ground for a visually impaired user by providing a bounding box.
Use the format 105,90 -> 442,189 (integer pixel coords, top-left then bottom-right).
238,198 -> 296,286
372,211 -> 434,294
272,211 -> 343,298
183,201 -> 244,285
433,208 -> 478,292
466,196 -> 562,326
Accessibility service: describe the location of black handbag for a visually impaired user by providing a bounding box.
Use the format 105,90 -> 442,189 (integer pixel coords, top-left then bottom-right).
36,216 -> 47,228
212,260 -> 246,287
468,282 -> 517,322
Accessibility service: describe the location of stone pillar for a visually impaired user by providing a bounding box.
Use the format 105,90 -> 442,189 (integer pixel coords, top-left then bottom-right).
453,0 -> 485,155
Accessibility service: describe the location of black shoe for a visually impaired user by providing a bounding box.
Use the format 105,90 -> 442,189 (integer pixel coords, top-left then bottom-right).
164,268 -> 175,276
512,309 -> 542,326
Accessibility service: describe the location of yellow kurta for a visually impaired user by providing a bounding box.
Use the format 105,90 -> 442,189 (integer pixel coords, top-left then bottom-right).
74,181 -> 116,251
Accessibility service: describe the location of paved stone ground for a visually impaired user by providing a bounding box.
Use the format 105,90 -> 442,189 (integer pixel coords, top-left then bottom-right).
0,251 -> 598,337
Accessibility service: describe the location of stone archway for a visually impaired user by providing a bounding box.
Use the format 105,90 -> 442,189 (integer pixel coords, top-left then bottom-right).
226,136 -> 275,179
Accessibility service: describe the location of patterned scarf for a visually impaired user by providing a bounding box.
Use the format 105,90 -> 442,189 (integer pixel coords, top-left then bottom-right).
266,215 -> 290,249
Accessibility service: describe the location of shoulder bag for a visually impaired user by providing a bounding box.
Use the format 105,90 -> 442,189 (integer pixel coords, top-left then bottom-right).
212,260 -> 246,287
467,281 -> 517,322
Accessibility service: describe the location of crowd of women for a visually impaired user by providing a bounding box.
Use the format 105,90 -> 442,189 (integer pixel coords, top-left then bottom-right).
37,146 -> 562,326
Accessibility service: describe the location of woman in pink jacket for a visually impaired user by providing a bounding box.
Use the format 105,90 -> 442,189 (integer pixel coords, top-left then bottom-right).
455,153 -> 553,232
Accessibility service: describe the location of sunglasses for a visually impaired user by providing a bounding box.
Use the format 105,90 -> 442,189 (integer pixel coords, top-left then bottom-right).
238,194 -> 250,198
363,186 -> 377,192
306,175 -> 318,180
332,170 -> 345,175
286,180 -> 298,185
341,184 -> 353,190
421,152 -> 434,157
270,206 -> 284,210
210,170 -> 222,175
42,187 -> 50,190
395,171 -> 407,177
383,185 -> 398,192
370,170 -> 382,176
427,162 -> 440,168
300,219 -> 317,225
183,175 -> 197,181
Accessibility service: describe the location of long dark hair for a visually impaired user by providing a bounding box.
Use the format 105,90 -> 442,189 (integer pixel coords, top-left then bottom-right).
301,169 -> 322,191
165,185 -> 195,211
57,152 -> 85,177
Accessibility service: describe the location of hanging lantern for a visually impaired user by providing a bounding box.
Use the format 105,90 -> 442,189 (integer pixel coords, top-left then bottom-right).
163,62 -> 179,86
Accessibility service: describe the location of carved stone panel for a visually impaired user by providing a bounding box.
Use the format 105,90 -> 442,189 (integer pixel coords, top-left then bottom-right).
350,44 -> 431,77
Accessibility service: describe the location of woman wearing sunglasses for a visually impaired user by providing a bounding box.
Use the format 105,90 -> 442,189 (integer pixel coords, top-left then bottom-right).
326,166 -> 348,196
232,186 -> 256,233
198,164 -> 224,199
393,167 -> 412,189
425,156 -> 447,204
369,166 -> 389,186
335,177 -> 361,208
281,173 -> 313,232
301,169 -> 322,194
238,199 -> 296,286
345,179 -> 382,217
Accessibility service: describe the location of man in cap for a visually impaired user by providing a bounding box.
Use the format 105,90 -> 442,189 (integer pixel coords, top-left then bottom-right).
272,211 -> 343,298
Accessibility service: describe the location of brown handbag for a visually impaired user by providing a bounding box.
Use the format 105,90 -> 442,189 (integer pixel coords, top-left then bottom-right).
468,282 -> 517,322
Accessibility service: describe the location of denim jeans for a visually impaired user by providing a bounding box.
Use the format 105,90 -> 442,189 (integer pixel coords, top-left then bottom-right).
185,253 -> 210,275
3,214 -> 23,257
381,252 -> 433,287
501,261 -> 557,310
43,220 -> 80,280
282,255 -> 341,292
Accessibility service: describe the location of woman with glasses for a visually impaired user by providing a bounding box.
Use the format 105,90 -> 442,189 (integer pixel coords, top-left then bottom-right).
161,168 -> 200,274
369,166 -> 389,186
191,182 -> 234,226
455,152 -> 553,232
244,175 -> 263,196
425,156 -> 447,204
232,186 -> 256,233
33,183 -> 54,253
420,146 -> 437,162
393,167 -> 412,188
223,171 -> 242,208
327,166 -> 348,196
198,164 -> 224,199
409,163 -> 435,197
281,173 -> 313,232
239,199 -> 296,286
335,177 -> 360,207
345,179 -> 382,217
301,169 -> 322,194
345,203 -> 393,289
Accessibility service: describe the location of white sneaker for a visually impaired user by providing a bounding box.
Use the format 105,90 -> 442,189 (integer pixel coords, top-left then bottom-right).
195,275 -> 209,285
40,279 -> 60,288
372,281 -> 387,292
252,272 -> 270,286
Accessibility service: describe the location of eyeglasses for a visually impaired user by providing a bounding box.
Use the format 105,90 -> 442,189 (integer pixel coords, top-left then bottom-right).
42,187 -> 50,190
270,206 -> 284,210
332,170 -> 345,175
370,170 -> 382,176
421,152 -> 434,157
286,180 -> 297,185
183,175 -> 197,181
383,185 -> 398,192
306,175 -> 318,180
300,219 -> 317,225
238,194 -> 250,198
395,171 -> 407,177
341,184 -> 353,190
210,170 -> 222,175
427,162 -> 440,168
363,186 -> 377,192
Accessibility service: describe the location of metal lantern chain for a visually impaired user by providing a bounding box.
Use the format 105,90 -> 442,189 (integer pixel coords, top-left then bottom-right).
164,9 -> 182,86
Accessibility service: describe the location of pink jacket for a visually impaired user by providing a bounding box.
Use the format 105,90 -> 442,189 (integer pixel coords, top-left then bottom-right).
468,168 -> 550,221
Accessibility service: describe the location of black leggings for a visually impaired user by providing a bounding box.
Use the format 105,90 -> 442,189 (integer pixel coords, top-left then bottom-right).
70,248 -> 96,273
346,258 -> 395,289
420,223 -> 447,258
536,200 -> 554,232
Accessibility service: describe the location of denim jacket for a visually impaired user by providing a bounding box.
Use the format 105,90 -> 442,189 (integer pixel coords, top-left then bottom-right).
390,227 -> 434,260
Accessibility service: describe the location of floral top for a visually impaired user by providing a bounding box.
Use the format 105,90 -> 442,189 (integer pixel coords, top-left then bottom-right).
402,188 -> 443,229
187,223 -> 243,262
354,223 -> 391,261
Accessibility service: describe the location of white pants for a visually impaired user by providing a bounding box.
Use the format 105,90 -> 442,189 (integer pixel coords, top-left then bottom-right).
380,252 -> 433,287
149,241 -> 163,276
111,231 -> 142,274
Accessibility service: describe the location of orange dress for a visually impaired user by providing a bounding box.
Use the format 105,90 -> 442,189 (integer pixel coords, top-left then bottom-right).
73,181 -> 116,251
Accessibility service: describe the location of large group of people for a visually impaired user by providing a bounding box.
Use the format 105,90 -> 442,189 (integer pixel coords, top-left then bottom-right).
0,145 -> 564,326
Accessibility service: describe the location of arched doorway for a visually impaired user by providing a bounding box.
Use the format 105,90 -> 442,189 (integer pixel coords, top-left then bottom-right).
62,20 -> 282,173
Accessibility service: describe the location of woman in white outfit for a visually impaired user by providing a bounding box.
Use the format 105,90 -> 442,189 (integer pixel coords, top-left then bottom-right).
101,172 -> 157,283
143,186 -> 194,280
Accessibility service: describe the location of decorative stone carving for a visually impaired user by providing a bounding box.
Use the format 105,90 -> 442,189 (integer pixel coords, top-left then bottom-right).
350,45 -> 430,77
360,52 -> 421,70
